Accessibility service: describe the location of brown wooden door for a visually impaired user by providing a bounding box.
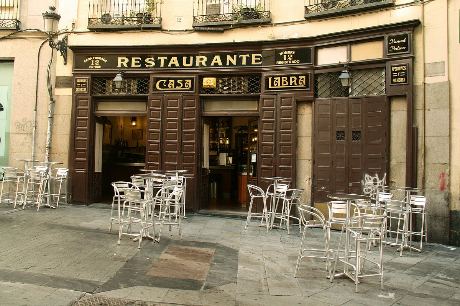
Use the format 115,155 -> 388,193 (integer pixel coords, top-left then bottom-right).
259,94 -> 296,190
313,96 -> 388,202
148,94 -> 199,211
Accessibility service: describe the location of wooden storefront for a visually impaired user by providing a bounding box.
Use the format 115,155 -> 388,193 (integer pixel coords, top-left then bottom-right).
69,20 -> 419,209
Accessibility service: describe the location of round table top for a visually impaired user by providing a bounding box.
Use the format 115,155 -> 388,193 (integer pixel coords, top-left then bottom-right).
165,169 -> 188,174
327,193 -> 370,201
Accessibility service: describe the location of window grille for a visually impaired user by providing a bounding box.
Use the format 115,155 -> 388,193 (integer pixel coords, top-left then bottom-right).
315,72 -> 349,98
92,77 -> 150,96
352,131 -> 361,141
336,131 -> 345,141
200,75 -> 261,95
350,68 -> 385,97
315,68 -> 385,98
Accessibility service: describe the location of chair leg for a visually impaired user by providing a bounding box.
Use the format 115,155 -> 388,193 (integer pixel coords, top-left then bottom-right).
245,197 -> 253,230
294,227 -> 307,277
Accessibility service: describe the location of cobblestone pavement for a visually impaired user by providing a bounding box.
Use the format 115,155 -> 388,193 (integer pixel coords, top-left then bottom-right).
0,204 -> 459,305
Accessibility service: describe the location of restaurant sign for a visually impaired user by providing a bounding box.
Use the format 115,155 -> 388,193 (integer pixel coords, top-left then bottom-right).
74,48 -> 313,70
387,33 -> 410,55
153,77 -> 194,91
265,74 -> 310,90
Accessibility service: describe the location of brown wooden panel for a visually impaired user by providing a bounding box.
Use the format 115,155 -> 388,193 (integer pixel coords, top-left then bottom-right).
259,95 -> 277,188
182,95 -> 199,211
163,96 -> 181,171
313,97 -> 388,202
71,96 -> 91,203
277,94 -> 296,184
147,95 -> 163,170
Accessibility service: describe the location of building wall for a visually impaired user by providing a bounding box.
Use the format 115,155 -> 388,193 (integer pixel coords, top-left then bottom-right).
0,1 -> 62,169
47,0 -> 456,243
448,1 -> 460,245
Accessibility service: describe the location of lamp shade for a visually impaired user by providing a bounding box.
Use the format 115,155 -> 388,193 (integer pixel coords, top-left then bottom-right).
339,69 -> 351,87
113,72 -> 124,89
42,6 -> 61,33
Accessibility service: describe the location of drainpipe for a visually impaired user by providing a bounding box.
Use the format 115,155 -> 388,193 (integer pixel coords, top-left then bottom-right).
32,40 -> 48,163
44,48 -> 55,163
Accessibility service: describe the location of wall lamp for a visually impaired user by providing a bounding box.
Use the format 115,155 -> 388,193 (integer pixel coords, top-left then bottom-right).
339,65 -> 351,88
131,117 -> 137,126
42,6 -> 68,65
113,71 -> 125,90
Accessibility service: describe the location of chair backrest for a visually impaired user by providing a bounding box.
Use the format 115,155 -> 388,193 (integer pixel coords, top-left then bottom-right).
1,167 -> 18,179
328,200 -> 348,223
377,192 -> 393,204
274,183 -> 289,196
55,168 -> 68,178
298,204 -> 326,227
360,212 -> 386,232
247,184 -> 265,198
131,175 -> 145,188
385,199 -> 406,213
410,195 -> 426,209
112,181 -> 131,197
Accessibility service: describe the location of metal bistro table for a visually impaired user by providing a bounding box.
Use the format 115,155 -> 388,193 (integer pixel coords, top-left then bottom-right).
261,176 -> 291,229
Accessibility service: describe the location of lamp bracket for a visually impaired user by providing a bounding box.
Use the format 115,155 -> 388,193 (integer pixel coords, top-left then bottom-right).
48,35 -> 68,65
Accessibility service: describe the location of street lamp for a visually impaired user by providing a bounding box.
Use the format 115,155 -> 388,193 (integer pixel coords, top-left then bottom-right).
42,6 -> 68,65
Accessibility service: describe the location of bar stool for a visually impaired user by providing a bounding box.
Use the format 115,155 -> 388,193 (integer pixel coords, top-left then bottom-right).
294,204 -> 331,277
0,167 -> 19,204
49,168 -> 69,207
408,195 -> 427,252
21,166 -> 49,210
245,184 -> 269,231
279,188 -> 304,234
330,211 -> 386,292
267,183 -> 289,229
110,181 -> 132,232
118,187 -> 154,248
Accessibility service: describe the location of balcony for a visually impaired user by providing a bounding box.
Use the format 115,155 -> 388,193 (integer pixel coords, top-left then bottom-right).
304,0 -> 394,20
193,0 -> 271,31
88,0 -> 161,31
0,0 -> 20,30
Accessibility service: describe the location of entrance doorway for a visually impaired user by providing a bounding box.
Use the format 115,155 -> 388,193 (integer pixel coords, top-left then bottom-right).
95,115 -> 146,202
202,116 -> 258,211
313,97 -> 389,202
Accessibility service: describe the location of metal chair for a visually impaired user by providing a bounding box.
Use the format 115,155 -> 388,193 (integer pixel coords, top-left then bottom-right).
109,181 -> 132,232
267,183 -> 289,229
383,199 -> 407,256
279,188 -> 304,234
20,166 -> 49,210
153,183 -> 184,242
0,167 -> 19,204
49,168 -> 68,207
330,210 -> 386,292
245,184 -> 269,231
407,195 -> 427,252
294,204 -> 331,277
117,186 -> 154,248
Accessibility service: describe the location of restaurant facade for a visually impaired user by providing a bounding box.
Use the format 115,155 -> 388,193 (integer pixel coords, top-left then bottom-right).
2,0 -> 458,245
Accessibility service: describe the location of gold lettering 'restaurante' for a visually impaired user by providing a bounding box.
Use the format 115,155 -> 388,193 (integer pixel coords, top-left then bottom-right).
116,53 -> 264,69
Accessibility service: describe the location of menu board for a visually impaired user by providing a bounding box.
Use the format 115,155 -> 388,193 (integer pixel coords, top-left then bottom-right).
390,64 -> 408,85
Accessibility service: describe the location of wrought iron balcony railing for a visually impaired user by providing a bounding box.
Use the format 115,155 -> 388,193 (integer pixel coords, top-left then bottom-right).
305,0 -> 394,19
0,0 -> 20,30
193,0 -> 271,29
88,0 -> 161,30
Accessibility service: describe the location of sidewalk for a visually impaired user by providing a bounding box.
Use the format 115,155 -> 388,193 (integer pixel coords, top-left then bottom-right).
0,204 -> 459,305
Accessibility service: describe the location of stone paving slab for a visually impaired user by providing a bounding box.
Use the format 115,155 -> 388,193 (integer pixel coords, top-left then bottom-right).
0,203 -> 459,305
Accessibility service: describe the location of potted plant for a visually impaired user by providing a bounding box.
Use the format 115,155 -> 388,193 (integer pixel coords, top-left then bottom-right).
136,0 -> 156,24
233,3 -> 263,21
